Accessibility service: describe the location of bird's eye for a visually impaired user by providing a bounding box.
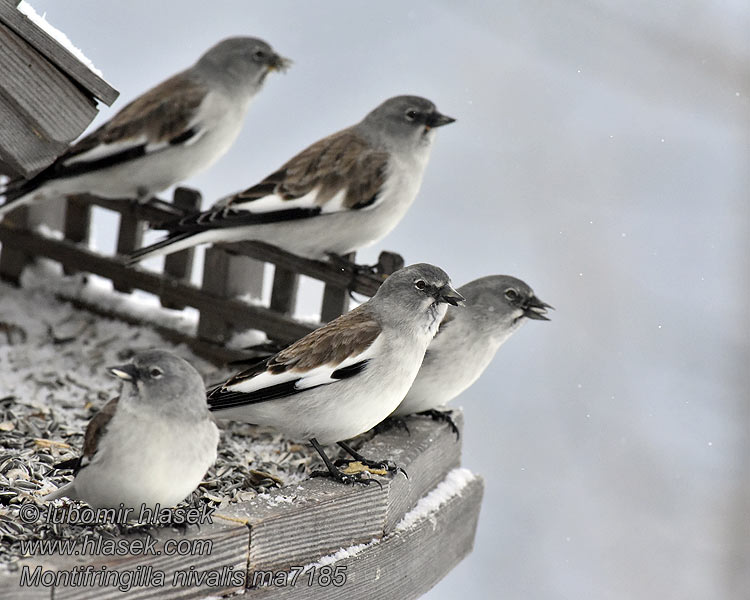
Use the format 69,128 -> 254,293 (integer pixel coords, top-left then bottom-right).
405,109 -> 418,121
149,367 -> 164,379
253,49 -> 267,61
415,279 -> 427,290
504,289 -> 519,302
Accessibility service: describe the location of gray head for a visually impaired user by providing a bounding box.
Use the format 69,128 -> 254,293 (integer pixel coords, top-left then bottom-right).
357,95 -> 455,148
195,37 -> 290,92
371,263 -> 464,331
457,275 -> 552,331
108,350 -> 207,416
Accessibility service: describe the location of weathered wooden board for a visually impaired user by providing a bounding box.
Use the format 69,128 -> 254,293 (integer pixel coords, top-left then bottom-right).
216,412 -> 463,573
161,188 -> 202,310
0,206 -> 30,283
0,414 -> 479,599
0,224 -> 315,344
0,1 -> 117,105
247,477 -> 484,600
0,24 -> 96,177
0,519 -> 249,600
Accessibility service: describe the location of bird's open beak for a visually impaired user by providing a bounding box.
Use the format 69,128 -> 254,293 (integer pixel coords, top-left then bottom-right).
108,363 -> 140,382
523,295 -> 553,321
268,54 -> 292,72
425,111 -> 456,130
437,284 -> 465,306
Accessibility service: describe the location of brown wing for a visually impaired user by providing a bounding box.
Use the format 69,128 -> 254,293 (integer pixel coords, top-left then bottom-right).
67,72 -> 209,159
220,304 -> 382,389
81,397 -> 119,461
54,397 -> 118,473
228,128 -> 390,210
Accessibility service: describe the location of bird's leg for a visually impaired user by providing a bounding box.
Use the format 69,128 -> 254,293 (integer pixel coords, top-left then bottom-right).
417,409 -> 460,440
308,438 -> 381,486
335,441 -> 407,479
372,416 -> 411,436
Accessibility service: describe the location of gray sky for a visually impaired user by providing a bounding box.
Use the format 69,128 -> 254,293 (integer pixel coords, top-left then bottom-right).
22,1 -> 750,598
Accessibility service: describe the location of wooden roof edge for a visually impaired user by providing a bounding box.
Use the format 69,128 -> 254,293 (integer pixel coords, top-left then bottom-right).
0,0 -> 119,106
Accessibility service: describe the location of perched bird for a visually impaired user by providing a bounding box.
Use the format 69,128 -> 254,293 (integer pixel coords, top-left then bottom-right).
0,37 -> 289,219
44,351 -> 219,510
391,275 -> 551,435
126,95 -> 455,264
207,263 -> 464,484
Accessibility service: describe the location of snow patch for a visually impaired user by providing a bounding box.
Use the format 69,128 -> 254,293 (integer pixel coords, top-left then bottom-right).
18,2 -> 103,77
20,261 -> 199,336
302,468 -> 476,572
394,468 -> 476,532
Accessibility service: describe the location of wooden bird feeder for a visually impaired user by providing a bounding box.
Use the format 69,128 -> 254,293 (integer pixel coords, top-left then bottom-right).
0,3 -> 484,597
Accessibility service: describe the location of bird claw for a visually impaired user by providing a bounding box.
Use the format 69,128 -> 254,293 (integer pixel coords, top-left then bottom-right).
333,458 -> 407,480
310,468 -> 382,487
418,409 -> 460,440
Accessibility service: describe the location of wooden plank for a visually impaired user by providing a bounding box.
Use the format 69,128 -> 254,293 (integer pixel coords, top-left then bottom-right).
26,197 -> 64,233
0,520 -> 248,600
247,477 -> 484,599
269,267 -> 299,315
216,412 -> 464,573
225,241 -> 388,298
113,206 -> 145,293
0,25 -> 98,138
27,193 -> 400,297
62,196 -> 91,275
197,246 -> 234,343
0,100 -> 68,177
0,2 -> 118,105
0,574 -> 49,600
75,194 -> 187,224
0,416 -> 478,600
375,413 -> 464,533
0,206 -> 30,284
320,252 -> 353,322
161,188 -> 202,309
0,224 -> 315,343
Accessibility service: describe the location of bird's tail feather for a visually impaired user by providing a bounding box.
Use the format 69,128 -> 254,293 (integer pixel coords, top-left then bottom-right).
126,231 -> 202,265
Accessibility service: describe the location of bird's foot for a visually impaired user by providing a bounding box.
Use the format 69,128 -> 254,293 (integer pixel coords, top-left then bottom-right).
310,466 -> 383,487
417,409 -> 460,440
334,457 -> 407,480
372,416 -> 411,436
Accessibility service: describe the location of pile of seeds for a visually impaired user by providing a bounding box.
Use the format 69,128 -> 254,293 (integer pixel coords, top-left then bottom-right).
0,282 -> 314,571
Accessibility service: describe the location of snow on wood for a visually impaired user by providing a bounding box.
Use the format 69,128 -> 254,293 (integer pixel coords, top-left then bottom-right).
17,2 -> 102,76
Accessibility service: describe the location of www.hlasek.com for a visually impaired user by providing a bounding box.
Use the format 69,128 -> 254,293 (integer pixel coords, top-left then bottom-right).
16,502 -> 349,591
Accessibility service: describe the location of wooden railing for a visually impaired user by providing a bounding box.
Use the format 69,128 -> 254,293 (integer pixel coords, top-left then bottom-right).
0,188 -> 404,364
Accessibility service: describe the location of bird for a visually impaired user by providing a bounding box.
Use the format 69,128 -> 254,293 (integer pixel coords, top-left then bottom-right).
390,275 -> 552,436
207,263 -> 464,484
126,95 -> 455,265
44,350 -> 219,510
0,37 -> 290,219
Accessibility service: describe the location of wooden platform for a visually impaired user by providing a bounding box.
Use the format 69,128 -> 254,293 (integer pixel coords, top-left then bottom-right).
0,413 -> 483,599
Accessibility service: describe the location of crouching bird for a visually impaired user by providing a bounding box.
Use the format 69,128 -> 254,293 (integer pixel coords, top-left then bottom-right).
44,351 -> 219,511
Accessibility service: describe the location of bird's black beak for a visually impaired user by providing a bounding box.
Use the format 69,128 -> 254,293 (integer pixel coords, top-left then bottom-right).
269,53 -> 292,72
425,111 -> 456,129
108,363 -> 140,382
437,284 -> 465,306
523,295 -> 553,321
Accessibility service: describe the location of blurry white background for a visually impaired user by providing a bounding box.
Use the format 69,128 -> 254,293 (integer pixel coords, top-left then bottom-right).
15,1 -> 750,598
